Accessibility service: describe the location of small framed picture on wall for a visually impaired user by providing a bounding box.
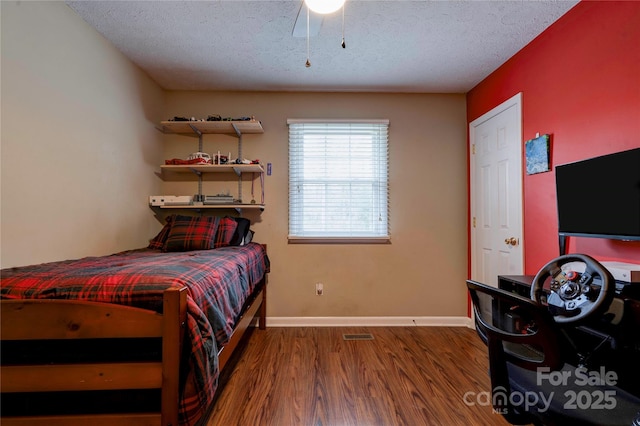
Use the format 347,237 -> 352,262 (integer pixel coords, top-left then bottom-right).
525,134 -> 551,175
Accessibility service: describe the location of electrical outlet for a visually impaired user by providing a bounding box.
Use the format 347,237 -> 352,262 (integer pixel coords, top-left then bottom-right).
315,282 -> 323,296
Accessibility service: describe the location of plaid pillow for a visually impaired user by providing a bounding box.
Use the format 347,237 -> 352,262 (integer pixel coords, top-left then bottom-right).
163,215 -> 220,252
148,215 -> 175,249
214,217 -> 238,248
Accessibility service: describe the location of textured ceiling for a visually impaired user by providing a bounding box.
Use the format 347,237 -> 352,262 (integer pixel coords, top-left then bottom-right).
66,0 -> 579,93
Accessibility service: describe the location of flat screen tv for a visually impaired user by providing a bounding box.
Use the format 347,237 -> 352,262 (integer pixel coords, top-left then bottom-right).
555,147 -> 640,244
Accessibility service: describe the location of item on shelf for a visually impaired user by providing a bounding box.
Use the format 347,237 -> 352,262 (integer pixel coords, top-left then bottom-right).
187,152 -> 212,163
149,195 -> 192,207
214,154 -> 229,165
165,157 -> 210,165
166,114 -> 256,122
206,115 -> 253,122
204,194 -> 235,205
233,158 -> 261,165
167,116 -> 205,122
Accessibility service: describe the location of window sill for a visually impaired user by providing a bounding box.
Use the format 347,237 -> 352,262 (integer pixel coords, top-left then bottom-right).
288,237 -> 391,244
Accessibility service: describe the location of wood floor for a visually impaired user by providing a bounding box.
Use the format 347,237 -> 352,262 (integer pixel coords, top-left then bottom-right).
207,326 -> 513,426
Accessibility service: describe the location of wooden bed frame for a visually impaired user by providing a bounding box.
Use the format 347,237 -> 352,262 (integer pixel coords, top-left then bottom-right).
0,275 -> 267,426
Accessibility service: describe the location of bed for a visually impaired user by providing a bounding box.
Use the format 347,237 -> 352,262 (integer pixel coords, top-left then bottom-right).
0,215 -> 269,426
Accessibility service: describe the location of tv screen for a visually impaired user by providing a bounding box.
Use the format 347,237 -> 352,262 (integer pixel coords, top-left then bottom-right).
555,147 -> 640,241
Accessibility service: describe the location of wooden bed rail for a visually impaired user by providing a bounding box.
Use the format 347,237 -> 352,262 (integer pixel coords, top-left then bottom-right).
0,287 -> 187,426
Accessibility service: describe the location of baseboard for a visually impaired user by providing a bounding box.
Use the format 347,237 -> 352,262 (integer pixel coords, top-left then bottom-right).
267,316 -> 472,328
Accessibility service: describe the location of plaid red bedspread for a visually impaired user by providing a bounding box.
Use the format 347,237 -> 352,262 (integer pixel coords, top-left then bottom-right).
0,242 -> 268,426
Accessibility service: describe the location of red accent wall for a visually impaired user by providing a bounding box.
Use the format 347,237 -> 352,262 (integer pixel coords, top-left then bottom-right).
467,1 -> 640,274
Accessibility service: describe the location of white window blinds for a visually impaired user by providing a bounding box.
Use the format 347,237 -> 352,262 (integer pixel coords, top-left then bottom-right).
288,120 -> 389,242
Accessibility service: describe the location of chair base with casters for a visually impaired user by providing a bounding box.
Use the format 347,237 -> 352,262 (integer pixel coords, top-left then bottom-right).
467,279 -> 640,426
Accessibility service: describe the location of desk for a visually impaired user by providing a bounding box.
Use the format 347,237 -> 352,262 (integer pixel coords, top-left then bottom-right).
498,274 -> 640,352
497,274 -> 640,395
498,275 -> 534,297
498,274 -> 640,326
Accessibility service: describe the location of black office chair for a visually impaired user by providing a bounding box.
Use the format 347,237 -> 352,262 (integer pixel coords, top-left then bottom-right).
467,274 -> 640,425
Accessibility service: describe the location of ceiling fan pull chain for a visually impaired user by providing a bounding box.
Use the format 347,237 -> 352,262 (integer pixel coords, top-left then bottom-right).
341,3 -> 346,48
305,5 -> 311,67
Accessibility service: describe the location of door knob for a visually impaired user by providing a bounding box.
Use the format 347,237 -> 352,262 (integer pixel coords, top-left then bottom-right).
504,237 -> 519,246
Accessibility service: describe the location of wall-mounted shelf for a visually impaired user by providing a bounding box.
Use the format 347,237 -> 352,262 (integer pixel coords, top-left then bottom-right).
159,203 -> 265,214
153,118 -> 265,214
157,120 -> 264,137
161,164 -> 264,175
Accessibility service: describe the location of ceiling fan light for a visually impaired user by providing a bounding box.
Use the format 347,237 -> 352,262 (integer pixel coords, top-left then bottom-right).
304,0 -> 345,15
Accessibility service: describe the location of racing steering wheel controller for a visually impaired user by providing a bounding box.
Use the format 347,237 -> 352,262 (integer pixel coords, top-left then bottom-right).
530,254 -> 615,324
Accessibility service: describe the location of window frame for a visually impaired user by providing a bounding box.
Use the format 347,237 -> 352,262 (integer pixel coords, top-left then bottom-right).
287,119 -> 390,244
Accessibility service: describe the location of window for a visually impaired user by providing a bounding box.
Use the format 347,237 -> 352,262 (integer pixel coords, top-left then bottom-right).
288,119 -> 389,243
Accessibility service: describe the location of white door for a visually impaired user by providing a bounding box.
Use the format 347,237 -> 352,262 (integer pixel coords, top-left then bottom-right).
470,93 -> 524,288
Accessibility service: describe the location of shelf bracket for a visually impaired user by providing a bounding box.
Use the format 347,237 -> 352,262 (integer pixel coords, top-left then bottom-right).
188,124 -> 204,152
230,123 -> 244,202
231,123 -> 244,161
231,123 -> 242,138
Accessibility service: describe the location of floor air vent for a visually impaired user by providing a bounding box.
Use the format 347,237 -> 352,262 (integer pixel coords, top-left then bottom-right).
343,333 -> 374,341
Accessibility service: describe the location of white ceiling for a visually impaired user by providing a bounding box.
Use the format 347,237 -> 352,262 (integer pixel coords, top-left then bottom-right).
66,0 -> 579,93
